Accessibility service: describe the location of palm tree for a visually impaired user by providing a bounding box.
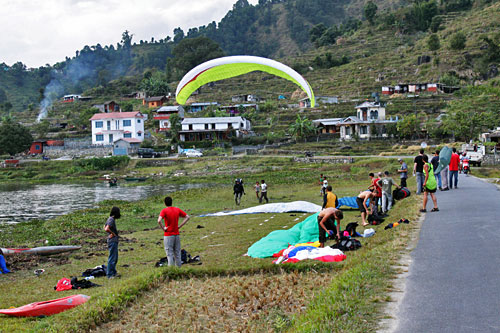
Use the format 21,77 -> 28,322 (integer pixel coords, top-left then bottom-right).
288,115 -> 317,142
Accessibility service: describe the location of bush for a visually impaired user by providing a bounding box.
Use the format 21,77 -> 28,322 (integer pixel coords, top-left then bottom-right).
449,32 -> 466,50
427,34 -> 440,51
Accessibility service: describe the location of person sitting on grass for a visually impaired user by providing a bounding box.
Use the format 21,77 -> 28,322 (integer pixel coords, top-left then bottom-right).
0,248 -> 11,274
421,154 -> 439,213
158,196 -> 191,267
104,206 -> 121,279
317,207 -> 343,248
357,190 -> 375,226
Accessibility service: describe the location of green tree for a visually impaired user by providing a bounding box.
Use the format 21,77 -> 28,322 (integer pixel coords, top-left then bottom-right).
139,71 -> 170,97
0,119 -> 33,155
168,36 -> 224,79
364,1 -> 378,25
288,115 -> 316,142
33,119 -> 50,139
449,32 -> 466,50
427,34 -> 440,51
168,113 -> 182,143
442,110 -> 494,141
397,114 -> 418,139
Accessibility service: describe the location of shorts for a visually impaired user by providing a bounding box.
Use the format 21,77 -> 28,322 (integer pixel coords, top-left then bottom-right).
356,197 -> 366,213
424,186 -> 437,193
317,216 -> 337,243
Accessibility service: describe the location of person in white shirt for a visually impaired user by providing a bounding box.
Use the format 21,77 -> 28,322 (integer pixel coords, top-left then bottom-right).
259,180 -> 268,203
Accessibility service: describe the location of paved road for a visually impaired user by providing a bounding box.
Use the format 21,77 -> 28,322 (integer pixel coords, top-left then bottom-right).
395,174 -> 500,332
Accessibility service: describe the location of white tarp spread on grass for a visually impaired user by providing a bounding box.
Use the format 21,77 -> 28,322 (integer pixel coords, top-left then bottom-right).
200,201 -> 322,217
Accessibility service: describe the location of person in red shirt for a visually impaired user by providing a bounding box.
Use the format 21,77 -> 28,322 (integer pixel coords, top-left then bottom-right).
369,172 -> 382,215
157,196 -> 190,267
449,148 -> 460,189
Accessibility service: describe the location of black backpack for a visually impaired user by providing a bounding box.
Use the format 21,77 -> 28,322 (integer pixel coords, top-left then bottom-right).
331,237 -> 362,251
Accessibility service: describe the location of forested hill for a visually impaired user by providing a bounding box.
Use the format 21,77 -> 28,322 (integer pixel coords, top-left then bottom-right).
1,0 -> 499,121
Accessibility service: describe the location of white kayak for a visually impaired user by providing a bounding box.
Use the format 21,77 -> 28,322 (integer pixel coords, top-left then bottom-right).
1,245 -> 81,256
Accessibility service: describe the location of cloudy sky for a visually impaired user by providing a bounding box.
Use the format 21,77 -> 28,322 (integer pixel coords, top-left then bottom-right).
0,0 -> 258,68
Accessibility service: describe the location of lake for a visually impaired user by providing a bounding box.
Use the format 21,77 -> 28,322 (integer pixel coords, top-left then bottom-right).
0,182 -> 207,224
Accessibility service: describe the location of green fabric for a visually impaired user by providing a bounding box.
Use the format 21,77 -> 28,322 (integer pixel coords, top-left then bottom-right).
247,213 -> 320,258
176,63 -> 315,106
426,162 -> 437,190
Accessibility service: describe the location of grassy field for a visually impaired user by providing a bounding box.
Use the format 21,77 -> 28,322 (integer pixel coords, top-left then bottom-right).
0,156 -> 421,332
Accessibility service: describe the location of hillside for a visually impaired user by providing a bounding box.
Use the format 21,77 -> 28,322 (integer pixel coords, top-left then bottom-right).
2,0 -> 500,143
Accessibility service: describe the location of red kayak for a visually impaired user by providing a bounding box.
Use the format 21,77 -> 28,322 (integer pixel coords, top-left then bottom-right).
0,294 -> 90,317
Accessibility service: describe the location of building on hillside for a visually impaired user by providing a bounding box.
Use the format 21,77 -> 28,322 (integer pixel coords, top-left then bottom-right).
29,140 -> 64,155
481,127 -> 500,148
312,118 -> 343,134
219,104 -> 259,115
382,83 -> 456,95
143,96 -> 168,108
189,102 -> 219,113
63,95 -> 81,102
92,101 -> 120,113
90,111 -> 145,145
113,138 -> 142,156
154,106 -> 185,132
231,94 -> 261,103
179,117 -> 251,142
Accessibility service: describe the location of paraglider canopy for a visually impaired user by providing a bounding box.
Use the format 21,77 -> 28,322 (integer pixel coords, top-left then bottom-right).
175,56 -> 315,107
435,146 -> 452,174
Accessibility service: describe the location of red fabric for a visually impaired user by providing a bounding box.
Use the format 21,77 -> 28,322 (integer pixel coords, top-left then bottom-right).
160,207 -> 187,236
283,254 -> 346,263
272,248 -> 286,258
449,153 -> 460,171
372,178 -> 382,197
55,278 -> 72,291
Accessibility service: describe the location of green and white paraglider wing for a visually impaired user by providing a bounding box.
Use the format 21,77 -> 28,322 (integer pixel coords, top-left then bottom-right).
175,56 -> 315,107
435,146 -> 452,174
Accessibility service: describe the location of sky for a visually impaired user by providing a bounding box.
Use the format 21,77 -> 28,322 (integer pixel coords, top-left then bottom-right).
0,0 -> 258,68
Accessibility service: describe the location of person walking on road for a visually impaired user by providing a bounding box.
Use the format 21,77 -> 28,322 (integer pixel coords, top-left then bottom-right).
421,155 -> 439,213
414,149 -> 426,194
431,150 -> 442,190
157,196 -> 191,267
449,148 -> 460,189
104,206 -> 121,279
397,158 -> 408,188
259,180 -> 269,203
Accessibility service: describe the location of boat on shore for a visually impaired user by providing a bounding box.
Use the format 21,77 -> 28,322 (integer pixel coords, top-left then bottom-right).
0,294 -> 90,317
1,245 -> 81,256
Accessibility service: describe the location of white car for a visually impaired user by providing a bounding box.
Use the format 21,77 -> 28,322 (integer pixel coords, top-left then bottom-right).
185,150 -> 203,157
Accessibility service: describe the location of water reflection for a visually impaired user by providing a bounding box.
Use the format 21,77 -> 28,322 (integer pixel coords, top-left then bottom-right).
0,182 -> 207,224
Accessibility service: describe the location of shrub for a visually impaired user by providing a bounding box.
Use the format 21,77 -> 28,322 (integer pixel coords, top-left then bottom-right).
449,32 -> 466,50
427,34 -> 440,51
75,156 -> 130,171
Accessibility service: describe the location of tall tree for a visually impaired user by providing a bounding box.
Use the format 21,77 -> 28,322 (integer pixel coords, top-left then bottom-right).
0,119 -> 33,155
288,115 -> 316,142
364,1 -> 378,25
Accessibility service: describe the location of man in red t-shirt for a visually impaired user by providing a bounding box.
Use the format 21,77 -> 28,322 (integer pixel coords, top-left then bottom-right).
369,172 -> 382,215
157,196 -> 190,267
449,148 -> 460,189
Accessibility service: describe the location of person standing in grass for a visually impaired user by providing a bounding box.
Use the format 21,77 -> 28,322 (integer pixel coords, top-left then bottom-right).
421,154 -> 439,213
414,149 -> 426,194
397,158 -> 408,188
259,180 -> 269,203
254,181 -> 261,200
158,196 -> 190,267
322,185 -> 339,209
233,179 -> 245,205
317,207 -> 343,248
104,206 -> 121,279
357,190 -> 375,226
377,171 -> 400,214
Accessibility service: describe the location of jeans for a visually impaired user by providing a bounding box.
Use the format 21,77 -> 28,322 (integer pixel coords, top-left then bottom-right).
416,172 -> 425,194
400,178 -> 407,188
449,170 -> 458,188
107,241 -> 118,278
164,235 -> 182,267
381,191 -> 393,212
259,192 -> 268,203
434,172 -> 442,188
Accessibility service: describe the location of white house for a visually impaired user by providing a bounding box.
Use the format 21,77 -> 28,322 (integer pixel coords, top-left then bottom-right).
179,117 -> 251,142
90,111 -> 145,145
153,106 -> 185,132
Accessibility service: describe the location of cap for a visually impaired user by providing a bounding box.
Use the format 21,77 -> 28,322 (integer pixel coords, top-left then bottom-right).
398,158 -> 403,162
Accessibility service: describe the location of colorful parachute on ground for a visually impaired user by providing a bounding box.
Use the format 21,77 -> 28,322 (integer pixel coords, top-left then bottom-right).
175,56 -> 315,107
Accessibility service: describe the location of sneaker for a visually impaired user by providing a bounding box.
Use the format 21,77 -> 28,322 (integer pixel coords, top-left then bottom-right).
419,209 -> 427,213
431,208 -> 439,212
442,187 -> 449,191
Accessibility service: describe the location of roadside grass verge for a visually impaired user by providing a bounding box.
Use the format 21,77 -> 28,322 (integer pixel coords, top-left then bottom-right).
0,156 -> 418,332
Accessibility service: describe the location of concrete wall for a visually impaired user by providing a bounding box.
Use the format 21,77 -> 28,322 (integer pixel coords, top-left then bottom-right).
43,145 -> 113,158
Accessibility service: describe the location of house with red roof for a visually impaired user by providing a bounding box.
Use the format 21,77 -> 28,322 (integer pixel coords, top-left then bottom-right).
90,112 -> 145,145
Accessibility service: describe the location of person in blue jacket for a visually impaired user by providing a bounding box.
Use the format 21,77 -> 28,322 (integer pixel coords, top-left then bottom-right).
0,248 -> 11,274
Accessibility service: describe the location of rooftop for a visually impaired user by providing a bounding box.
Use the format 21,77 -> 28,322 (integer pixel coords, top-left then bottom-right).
90,112 -> 143,121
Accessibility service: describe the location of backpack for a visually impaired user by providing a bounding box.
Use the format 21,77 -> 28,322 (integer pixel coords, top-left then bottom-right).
345,222 -> 359,237
331,237 -> 362,251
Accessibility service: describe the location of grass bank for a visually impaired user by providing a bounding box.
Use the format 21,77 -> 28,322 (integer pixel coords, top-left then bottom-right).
0,156 -> 420,332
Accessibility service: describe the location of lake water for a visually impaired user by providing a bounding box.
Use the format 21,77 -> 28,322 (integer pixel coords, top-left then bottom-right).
0,182 -> 207,225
